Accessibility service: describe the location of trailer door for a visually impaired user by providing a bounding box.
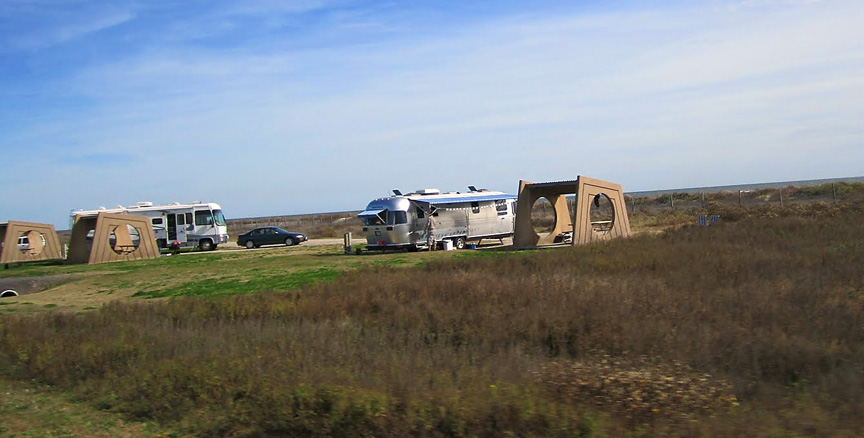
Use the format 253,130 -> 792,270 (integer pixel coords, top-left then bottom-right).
496,200 -> 514,235
174,213 -> 188,244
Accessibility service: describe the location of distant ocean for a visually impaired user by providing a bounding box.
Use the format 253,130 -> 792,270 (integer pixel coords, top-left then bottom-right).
627,176 -> 864,197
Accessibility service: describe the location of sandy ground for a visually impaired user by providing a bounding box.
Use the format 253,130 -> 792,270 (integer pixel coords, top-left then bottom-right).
213,237 -> 348,252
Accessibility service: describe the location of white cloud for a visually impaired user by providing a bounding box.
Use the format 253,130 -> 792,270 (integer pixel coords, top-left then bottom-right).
1,0 -> 862,225
3,9 -> 134,51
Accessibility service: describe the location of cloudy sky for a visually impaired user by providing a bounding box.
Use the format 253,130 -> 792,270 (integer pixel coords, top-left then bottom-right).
1,0 -> 862,227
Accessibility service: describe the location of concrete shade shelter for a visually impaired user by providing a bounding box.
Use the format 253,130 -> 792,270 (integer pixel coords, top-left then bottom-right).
514,176 -> 632,248
68,212 -> 159,264
0,221 -> 63,264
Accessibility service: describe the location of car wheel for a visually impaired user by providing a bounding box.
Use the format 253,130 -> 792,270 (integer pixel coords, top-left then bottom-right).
285,238 -> 295,246
245,240 -> 255,249
199,239 -> 214,251
453,237 -> 466,250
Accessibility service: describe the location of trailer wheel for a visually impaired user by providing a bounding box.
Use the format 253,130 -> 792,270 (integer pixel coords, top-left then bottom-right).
453,237 -> 466,250
284,238 -> 295,246
199,239 -> 214,251
245,240 -> 255,249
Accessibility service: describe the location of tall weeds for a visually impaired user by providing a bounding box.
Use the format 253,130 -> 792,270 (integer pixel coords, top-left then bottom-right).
2,203 -> 864,436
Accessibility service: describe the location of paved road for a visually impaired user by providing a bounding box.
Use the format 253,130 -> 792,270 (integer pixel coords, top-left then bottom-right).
205,237 -> 350,254
208,236 -> 512,254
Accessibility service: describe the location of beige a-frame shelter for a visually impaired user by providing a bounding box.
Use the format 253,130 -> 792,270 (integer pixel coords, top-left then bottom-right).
514,176 -> 632,248
68,212 -> 159,264
0,221 -> 63,264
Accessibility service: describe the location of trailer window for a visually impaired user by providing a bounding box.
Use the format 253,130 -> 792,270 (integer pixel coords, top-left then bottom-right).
185,213 -> 193,225
416,207 -> 425,219
471,202 -> 480,214
152,218 -> 163,225
496,200 -> 508,215
394,211 -> 407,224
176,214 -> 185,225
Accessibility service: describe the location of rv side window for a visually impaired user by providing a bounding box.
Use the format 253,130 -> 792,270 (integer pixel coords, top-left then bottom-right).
194,211 -> 214,226
416,207 -> 425,219
152,218 -> 163,225
176,214 -> 185,225
185,213 -> 193,225
471,202 -> 480,214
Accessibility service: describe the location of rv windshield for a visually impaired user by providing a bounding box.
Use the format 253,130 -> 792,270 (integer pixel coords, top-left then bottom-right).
363,214 -> 385,226
195,210 -> 227,227
213,210 -> 227,226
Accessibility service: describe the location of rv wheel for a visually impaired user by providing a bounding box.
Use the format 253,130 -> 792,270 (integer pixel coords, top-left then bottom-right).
245,240 -> 255,249
199,239 -> 214,251
453,237 -> 466,250
284,238 -> 295,246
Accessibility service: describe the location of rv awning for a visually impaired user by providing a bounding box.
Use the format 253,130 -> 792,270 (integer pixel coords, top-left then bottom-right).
410,194 -> 517,205
358,209 -> 386,217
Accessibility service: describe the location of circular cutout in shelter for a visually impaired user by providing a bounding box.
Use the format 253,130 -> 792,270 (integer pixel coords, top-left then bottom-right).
589,194 -> 615,235
109,224 -> 142,255
17,231 -> 46,255
1,289 -> 19,298
531,197 -> 556,236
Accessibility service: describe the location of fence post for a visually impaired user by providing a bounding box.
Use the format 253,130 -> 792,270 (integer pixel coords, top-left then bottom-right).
670,194 -> 674,209
701,192 -> 705,209
779,189 -> 783,206
833,183 -> 837,203
343,232 -> 352,254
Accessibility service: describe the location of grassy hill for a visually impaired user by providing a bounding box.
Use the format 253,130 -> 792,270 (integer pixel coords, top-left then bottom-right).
2,182 -> 864,437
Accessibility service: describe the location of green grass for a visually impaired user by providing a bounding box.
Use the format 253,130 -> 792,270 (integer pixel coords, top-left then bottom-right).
0,377 -> 171,437
132,268 -> 342,298
0,244 -> 447,311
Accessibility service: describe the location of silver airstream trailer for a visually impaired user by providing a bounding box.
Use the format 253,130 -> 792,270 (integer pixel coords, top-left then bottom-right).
358,187 -> 517,251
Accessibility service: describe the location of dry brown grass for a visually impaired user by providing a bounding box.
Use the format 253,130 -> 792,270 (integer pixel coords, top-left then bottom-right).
2,199 -> 864,437
534,355 -> 738,422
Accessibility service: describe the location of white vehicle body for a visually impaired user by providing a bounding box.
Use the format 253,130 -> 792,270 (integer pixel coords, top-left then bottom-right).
71,202 -> 229,251
359,188 -> 517,251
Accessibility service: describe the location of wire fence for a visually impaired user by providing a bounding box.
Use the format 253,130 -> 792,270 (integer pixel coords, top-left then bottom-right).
227,212 -> 363,238
625,182 -> 864,215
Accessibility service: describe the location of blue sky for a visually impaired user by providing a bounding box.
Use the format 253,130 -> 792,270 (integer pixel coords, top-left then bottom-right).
1,0 -> 862,227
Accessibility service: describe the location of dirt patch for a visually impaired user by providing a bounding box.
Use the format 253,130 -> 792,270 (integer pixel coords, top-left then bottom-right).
0,274 -> 78,297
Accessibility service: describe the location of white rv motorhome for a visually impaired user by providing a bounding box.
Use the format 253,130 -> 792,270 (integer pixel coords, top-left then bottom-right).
359,187 -> 517,251
71,202 -> 229,251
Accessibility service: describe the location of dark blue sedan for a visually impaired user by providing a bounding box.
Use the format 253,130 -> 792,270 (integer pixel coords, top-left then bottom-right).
237,227 -> 307,249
